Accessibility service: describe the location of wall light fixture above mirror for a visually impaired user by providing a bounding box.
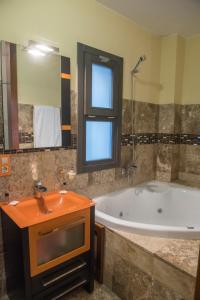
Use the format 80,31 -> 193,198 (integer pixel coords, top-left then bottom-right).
25,40 -> 60,57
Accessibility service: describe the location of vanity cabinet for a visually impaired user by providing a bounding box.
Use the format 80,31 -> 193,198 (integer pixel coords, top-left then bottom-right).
1,203 -> 95,300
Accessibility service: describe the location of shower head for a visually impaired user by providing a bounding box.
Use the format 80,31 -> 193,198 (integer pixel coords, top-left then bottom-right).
140,55 -> 146,61
131,55 -> 146,74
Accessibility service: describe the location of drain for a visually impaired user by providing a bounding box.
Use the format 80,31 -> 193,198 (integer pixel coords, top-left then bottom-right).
157,208 -> 163,213
119,211 -> 123,217
187,226 -> 194,230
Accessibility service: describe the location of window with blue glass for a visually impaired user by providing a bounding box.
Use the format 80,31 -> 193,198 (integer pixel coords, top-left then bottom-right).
92,64 -> 113,109
77,43 -> 123,173
86,120 -> 113,161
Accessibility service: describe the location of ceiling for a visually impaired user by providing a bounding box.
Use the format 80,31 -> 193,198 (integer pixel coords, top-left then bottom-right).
97,0 -> 200,37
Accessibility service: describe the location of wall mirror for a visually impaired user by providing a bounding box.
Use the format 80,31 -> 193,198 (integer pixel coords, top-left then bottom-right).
0,41 -> 71,150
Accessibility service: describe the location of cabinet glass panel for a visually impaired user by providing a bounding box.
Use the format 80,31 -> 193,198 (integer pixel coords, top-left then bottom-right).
92,64 -> 113,109
37,223 -> 84,265
86,120 -> 113,161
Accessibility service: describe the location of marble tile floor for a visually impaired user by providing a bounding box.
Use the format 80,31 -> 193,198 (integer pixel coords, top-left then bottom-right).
2,282 -> 119,300
62,282 -> 120,300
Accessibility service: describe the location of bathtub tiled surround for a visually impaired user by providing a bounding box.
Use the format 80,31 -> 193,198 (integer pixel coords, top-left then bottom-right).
156,144 -> 180,182
179,145 -> 200,185
104,229 -> 198,300
0,145 -> 156,201
121,99 -> 200,183
181,105 -> 200,135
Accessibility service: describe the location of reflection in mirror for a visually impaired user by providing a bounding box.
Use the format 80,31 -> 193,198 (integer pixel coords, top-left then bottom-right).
0,40 -> 71,151
17,44 -> 61,149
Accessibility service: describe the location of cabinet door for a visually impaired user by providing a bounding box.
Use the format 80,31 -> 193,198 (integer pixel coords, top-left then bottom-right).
29,209 -> 90,277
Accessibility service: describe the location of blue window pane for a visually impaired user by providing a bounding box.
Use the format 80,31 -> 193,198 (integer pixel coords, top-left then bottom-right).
92,64 -> 113,109
86,121 -> 113,161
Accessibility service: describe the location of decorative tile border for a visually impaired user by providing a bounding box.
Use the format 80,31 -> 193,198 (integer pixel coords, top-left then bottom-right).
1,133 -> 200,154
0,146 -> 76,154
179,134 -> 200,145
121,134 -> 157,146
121,133 -> 200,146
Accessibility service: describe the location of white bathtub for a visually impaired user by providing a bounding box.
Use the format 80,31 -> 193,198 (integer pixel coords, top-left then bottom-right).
94,181 -> 200,239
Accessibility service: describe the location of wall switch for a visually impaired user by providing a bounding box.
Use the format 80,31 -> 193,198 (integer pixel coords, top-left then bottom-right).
0,155 -> 11,177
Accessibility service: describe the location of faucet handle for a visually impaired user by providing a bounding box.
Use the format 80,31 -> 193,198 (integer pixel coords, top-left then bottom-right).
130,163 -> 137,169
34,180 -> 42,187
34,180 -> 47,192
5,192 -> 10,203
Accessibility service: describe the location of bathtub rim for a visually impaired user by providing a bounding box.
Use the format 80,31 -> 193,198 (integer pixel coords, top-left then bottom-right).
94,180 -> 200,239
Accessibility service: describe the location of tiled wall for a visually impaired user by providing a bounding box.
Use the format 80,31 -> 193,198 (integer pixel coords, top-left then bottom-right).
1,97 -> 200,200
178,105 -> 200,184
104,229 -> 195,300
0,95 -> 157,297
179,145 -> 200,185
123,100 -> 200,184
0,96 -> 159,201
18,103 -> 34,148
157,103 -> 200,184
0,93 -> 200,297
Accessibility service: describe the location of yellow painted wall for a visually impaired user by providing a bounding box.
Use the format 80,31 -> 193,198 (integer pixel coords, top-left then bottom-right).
2,0 -> 199,106
159,34 -> 200,105
17,45 -> 61,107
0,0 -> 161,103
182,36 -> 200,104
174,36 -> 185,105
159,35 -> 178,104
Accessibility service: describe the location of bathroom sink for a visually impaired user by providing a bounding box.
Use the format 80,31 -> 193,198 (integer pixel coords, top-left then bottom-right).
1,191 -> 94,228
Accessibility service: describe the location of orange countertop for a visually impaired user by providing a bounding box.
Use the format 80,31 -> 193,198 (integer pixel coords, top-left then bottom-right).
1,191 -> 95,228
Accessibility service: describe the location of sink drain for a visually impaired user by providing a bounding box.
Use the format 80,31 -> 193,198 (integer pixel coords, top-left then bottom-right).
157,208 -> 163,213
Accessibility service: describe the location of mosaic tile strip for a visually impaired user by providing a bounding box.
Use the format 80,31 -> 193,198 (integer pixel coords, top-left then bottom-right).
0,145 -> 76,154
179,134 -> 200,145
1,133 -> 200,154
121,133 -> 200,146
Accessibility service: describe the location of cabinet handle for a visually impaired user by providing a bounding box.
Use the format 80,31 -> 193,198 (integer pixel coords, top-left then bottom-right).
38,228 -> 58,236
49,279 -> 87,300
42,262 -> 87,287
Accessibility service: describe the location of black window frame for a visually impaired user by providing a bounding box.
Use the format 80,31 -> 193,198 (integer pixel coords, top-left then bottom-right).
77,43 -> 123,173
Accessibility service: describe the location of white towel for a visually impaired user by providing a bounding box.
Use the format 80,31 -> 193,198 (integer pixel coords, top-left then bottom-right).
33,105 -> 62,148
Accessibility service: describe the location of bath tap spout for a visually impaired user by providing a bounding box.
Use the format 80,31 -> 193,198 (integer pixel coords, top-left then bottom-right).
34,181 -> 52,214
121,164 -> 137,184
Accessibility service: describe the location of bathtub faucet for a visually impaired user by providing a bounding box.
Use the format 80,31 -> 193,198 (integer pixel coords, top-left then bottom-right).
122,164 -> 137,177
